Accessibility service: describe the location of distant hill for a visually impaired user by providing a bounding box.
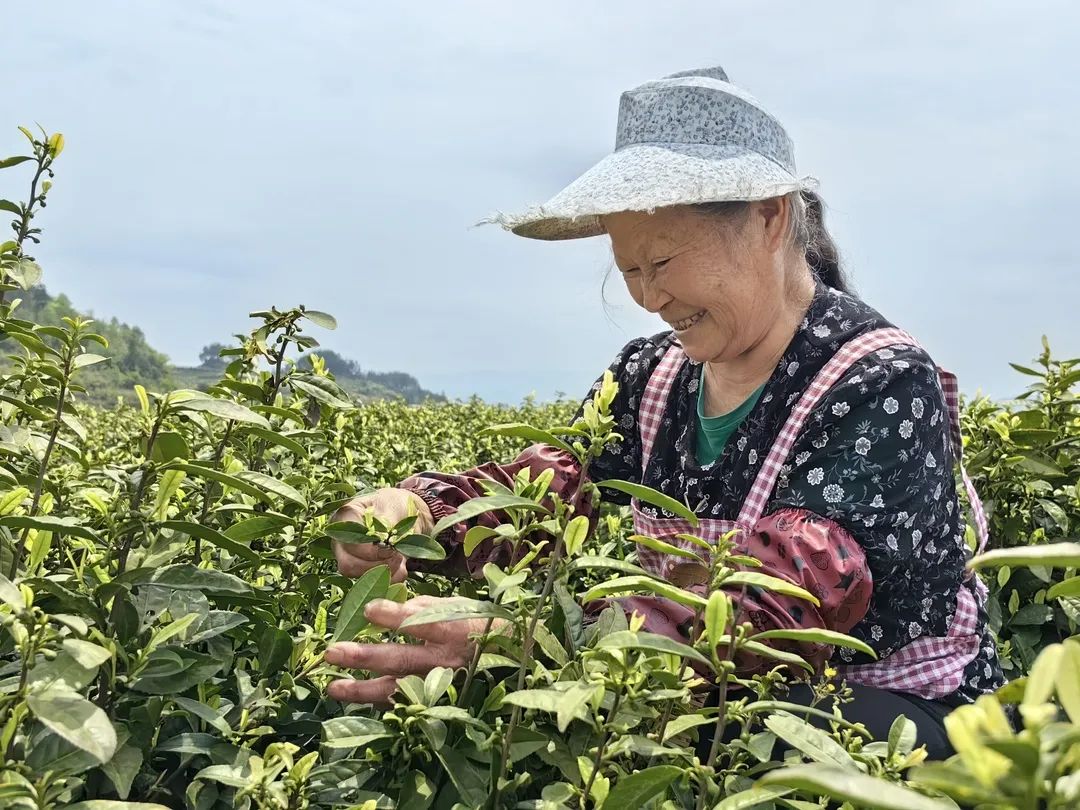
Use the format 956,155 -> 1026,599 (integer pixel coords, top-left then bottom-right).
4,286 -> 446,406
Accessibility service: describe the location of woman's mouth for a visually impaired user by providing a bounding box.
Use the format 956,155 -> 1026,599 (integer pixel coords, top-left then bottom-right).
672,310 -> 706,331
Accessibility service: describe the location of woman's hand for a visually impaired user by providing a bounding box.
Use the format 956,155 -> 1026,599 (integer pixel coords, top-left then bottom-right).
324,596 -> 495,706
331,488 -> 435,584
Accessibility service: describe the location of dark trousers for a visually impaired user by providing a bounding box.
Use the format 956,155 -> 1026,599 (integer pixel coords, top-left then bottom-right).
696,683 -> 955,762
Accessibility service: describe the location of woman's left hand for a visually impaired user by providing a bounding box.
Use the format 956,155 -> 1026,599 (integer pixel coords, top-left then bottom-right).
323,595 -> 495,706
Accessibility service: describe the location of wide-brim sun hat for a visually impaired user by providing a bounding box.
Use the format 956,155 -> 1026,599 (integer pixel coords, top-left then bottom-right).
485,66 -> 813,241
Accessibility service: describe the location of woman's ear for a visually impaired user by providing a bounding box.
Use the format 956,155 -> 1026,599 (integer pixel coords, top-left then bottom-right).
753,196 -> 789,253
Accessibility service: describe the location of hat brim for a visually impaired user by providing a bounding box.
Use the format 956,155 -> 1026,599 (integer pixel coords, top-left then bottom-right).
487,142 -> 806,241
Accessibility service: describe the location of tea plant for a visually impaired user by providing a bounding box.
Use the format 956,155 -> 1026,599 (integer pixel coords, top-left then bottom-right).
0,126 -> 1077,808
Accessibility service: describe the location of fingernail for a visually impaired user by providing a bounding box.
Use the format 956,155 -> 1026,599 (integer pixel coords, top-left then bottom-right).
376,547 -> 395,559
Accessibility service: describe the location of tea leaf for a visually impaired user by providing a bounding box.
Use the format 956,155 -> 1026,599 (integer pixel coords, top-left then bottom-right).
333,565 -> 390,643
594,480 -> 698,525
394,533 -> 447,560
602,764 -> 682,806
760,764 -> 954,810
751,627 -> 876,658
27,688 -> 117,764
596,630 -> 709,666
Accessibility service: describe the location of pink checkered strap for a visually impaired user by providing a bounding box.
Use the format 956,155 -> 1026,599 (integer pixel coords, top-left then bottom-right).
836,582 -> 983,698
637,339 -> 688,477
737,327 -> 919,527
938,369 -> 990,555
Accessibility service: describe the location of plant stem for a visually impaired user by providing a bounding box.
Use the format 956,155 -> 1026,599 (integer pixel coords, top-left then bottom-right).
8,348 -> 72,579
582,687 -> 622,807
458,616 -> 496,709
193,419 -> 235,562
0,148 -> 52,306
115,412 -> 164,572
697,593 -> 747,810
490,457 -> 593,809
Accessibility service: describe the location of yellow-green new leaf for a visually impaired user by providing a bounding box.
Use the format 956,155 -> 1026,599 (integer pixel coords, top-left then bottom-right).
563,515 -> 589,557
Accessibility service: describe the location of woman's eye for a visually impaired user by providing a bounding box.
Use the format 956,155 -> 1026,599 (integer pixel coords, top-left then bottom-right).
652,258 -> 670,269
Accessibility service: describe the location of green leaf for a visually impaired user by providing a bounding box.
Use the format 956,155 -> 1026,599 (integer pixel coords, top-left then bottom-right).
704,590 -> 729,652
751,628 -> 876,658
27,688 -> 117,764
661,712 -> 715,742
764,713 -> 857,768
66,803 -> 173,810
147,563 -> 251,595
0,486 -> 30,516
0,514 -> 99,542
161,520 -> 260,562
602,764 -> 683,806
428,739 -> 488,806
463,525 -> 500,557
100,735 -> 143,800
969,542 -> 1080,570
723,571 -> 821,606
173,396 -> 270,427
240,425 -> 309,457
151,469 -> 186,522
1057,640 -> 1080,723
582,575 -> 706,609
393,533 -> 447,561
222,515 -> 291,543
171,696 -> 233,734
430,494 -> 551,537
322,716 -> 391,748
302,310 -> 337,330
258,626 -> 293,675
164,462 -> 273,504
713,786 -> 793,810
0,573 -> 23,610
333,565 -> 390,642
887,715 -> 918,758
9,258 -> 43,289
596,630 -> 710,666
563,515 -> 590,556
594,480 -> 698,525
740,640 -> 814,673
479,424 -> 575,456
72,353 -> 109,370
568,555 -> 654,578
1014,452 -> 1066,477
630,533 -> 706,561
760,764 -> 955,810
290,374 -> 354,409
235,469 -> 306,507
0,156 -> 33,168
399,598 -> 512,629
1047,575 -> 1080,600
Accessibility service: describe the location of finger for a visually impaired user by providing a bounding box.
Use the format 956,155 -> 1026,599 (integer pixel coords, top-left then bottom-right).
334,545 -> 397,577
389,555 -> 408,584
327,675 -> 398,706
338,541 -> 398,561
325,641 -> 466,676
363,597 -> 471,643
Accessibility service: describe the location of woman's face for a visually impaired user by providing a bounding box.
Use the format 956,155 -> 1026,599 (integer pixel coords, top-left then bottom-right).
602,199 -> 796,365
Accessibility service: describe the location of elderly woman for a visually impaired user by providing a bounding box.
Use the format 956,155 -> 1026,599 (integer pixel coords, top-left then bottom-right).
323,66 -> 1003,758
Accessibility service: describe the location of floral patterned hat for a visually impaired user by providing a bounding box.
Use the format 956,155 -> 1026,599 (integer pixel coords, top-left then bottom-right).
485,66 -> 811,241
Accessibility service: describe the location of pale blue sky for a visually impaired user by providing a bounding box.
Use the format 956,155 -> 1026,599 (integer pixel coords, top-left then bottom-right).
6,1 -> 1078,403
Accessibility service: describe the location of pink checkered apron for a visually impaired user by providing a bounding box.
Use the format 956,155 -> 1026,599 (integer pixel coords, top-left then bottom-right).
631,327 -> 990,699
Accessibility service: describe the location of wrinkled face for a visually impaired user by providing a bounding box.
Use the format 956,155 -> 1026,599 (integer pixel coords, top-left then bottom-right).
602,200 -> 793,365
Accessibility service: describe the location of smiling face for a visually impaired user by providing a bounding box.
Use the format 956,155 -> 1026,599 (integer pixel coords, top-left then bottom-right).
603,198 -> 807,366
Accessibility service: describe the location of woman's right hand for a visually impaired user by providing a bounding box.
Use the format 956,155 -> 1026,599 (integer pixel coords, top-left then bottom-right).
331,487 -> 435,584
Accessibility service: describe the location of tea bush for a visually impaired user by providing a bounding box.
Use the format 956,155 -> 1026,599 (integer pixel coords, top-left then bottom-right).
1,129 -> 1077,809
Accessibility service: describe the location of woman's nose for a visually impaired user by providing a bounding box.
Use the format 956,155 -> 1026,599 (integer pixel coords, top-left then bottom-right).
640,270 -> 670,314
